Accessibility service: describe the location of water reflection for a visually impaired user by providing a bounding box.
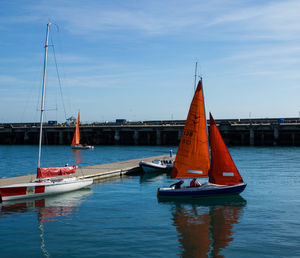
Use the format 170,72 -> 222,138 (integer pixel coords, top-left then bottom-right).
159,196 -> 246,257
1,189 -> 92,257
72,149 -> 82,166
1,189 -> 92,220
139,173 -> 166,184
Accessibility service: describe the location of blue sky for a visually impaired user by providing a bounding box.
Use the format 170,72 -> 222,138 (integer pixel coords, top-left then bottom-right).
1,0 -> 300,123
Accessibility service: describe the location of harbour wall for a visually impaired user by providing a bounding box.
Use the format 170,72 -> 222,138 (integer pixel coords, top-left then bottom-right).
1,118 -> 300,146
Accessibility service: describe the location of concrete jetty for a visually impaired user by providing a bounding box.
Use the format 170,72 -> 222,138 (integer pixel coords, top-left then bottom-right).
0,155 -> 171,187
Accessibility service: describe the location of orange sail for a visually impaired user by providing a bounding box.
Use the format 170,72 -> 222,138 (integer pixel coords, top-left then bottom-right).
209,113 -> 244,185
71,112 -> 80,146
171,80 -> 210,178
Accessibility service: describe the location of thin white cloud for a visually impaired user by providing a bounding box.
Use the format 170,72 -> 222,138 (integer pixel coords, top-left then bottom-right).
3,0 -> 300,40
0,75 -> 29,87
207,0 -> 300,40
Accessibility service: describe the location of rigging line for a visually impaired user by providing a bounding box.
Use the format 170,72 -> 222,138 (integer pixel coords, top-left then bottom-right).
50,36 -> 67,121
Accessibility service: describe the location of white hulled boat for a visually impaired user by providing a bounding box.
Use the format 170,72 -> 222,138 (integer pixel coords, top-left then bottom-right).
0,23 -> 93,202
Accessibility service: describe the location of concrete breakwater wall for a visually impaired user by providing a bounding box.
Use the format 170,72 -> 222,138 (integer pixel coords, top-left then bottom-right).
1,118 -> 300,146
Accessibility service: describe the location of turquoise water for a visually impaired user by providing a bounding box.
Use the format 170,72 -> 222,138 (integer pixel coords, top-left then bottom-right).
1,146 -> 300,257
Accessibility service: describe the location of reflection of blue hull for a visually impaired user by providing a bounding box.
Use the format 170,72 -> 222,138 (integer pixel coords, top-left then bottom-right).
157,194 -> 247,207
157,183 -> 246,198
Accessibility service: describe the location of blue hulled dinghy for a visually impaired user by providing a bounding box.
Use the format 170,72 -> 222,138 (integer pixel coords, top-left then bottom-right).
157,80 -> 246,198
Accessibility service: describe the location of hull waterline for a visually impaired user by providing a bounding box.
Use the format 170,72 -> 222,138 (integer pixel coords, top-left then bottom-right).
72,145 -> 94,150
157,182 -> 247,198
0,178 -> 93,202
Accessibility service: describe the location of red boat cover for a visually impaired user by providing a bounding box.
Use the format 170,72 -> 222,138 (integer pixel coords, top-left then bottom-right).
209,113 -> 244,185
36,166 -> 76,179
171,80 -> 210,178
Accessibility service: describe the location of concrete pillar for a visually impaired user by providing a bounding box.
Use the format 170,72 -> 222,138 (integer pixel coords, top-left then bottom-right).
156,130 -> 161,145
274,126 -> 279,146
249,127 -> 254,146
133,130 -> 139,145
241,133 -> 245,145
162,133 -> 167,145
59,130 -> 64,145
260,133 -> 264,145
147,133 -> 151,145
24,131 -> 29,141
178,129 -> 182,141
67,132 -> 72,144
114,130 -> 120,144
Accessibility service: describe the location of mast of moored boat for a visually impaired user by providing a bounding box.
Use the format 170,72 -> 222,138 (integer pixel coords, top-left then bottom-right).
38,23 -> 50,168
194,61 -> 198,92
201,77 -> 210,164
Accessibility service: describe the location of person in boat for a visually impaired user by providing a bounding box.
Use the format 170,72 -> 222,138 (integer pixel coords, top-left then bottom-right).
170,180 -> 184,189
190,178 -> 201,187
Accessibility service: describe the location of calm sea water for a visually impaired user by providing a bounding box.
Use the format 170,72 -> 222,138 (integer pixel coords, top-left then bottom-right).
1,145 -> 300,257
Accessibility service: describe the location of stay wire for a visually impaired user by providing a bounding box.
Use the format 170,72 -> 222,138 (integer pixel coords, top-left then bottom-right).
50,35 -> 67,121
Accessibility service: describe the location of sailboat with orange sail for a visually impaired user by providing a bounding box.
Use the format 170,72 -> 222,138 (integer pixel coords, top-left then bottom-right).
157,79 -> 246,198
71,112 -> 94,149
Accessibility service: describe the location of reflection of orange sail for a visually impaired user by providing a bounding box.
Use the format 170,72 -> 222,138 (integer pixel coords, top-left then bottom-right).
173,206 -> 211,257
210,206 -> 243,257
171,80 -> 210,178
72,112 -> 80,146
209,113 -> 244,185
72,149 -> 82,165
170,197 -> 246,257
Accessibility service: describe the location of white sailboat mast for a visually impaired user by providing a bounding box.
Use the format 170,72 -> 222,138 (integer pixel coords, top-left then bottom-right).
38,23 -> 51,168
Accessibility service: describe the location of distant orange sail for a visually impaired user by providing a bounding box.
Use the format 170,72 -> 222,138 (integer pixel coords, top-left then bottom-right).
171,80 -> 210,178
71,112 -> 80,146
209,113 -> 244,185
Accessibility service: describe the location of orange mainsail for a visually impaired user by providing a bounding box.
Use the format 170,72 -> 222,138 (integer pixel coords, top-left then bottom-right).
171,80 -> 210,178
209,113 -> 244,185
71,112 -> 80,146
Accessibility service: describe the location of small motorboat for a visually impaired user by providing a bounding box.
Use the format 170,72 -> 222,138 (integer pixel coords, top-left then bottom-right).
139,159 -> 173,173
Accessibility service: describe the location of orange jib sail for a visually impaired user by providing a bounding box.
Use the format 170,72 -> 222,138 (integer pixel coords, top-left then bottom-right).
171,80 -> 210,178
71,112 -> 80,146
209,113 -> 244,185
